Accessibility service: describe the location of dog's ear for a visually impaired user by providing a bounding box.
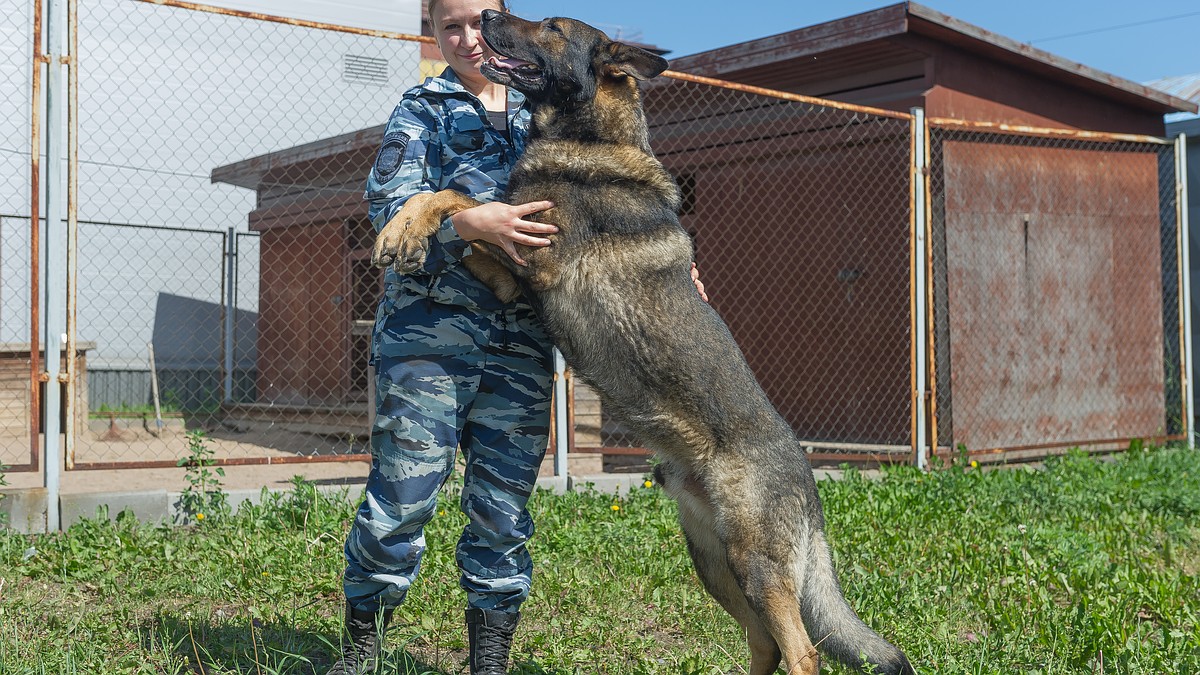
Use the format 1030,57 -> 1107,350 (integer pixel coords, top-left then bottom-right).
605,41 -> 668,80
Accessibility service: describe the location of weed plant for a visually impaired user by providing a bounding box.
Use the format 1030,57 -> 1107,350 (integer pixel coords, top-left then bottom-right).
174,430 -> 229,524
1,446 -> 1198,673
0,462 -> 7,527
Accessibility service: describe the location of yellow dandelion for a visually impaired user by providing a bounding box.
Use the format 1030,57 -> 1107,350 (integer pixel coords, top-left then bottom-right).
969,460 -> 978,469
195,513 -> 205,521
643,480 -> 653,489
611,504 -> 620,512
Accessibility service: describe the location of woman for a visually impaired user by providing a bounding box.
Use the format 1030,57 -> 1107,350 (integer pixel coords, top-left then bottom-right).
331,1 -> 704,672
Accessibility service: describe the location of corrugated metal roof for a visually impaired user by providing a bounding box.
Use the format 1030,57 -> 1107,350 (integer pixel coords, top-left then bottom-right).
1145,73 -> 1200,105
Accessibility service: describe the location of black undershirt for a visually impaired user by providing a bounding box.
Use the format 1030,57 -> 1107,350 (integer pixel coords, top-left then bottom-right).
486,109 -> 510,142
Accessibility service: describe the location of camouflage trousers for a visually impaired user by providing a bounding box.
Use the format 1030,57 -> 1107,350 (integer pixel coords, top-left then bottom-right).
343,289 -> 553,613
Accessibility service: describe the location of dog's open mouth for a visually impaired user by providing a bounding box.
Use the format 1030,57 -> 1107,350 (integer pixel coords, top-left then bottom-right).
482,55 -> 543,87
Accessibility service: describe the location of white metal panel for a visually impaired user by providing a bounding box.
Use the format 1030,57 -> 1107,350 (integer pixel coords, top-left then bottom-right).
205,0 -> 420,33
0,0 -> 424,367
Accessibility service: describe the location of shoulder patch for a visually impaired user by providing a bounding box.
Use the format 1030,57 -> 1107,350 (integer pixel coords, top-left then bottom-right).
372,132 -> 410,184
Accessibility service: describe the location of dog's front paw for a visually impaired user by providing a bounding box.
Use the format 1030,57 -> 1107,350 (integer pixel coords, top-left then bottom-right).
372,217 -> 429,273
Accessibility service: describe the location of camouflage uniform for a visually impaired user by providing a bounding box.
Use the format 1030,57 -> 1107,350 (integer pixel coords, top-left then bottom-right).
343,68 -> 553,614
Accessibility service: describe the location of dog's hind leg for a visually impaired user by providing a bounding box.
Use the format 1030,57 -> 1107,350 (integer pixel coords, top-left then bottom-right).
700,537 -> 820,674
684,525 -> 783,675
759,587 -> 819,675
656,463 -> 783,675
726,552 -> 819,675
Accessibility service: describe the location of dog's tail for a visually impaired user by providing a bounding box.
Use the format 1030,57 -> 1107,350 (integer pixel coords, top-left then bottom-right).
801,533 -> 916,675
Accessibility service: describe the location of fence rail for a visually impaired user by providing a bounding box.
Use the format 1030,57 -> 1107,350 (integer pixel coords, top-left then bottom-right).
4,0 -> 1190,498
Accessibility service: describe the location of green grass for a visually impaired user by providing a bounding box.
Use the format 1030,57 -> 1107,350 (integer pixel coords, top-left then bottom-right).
2,446 -> 1199,673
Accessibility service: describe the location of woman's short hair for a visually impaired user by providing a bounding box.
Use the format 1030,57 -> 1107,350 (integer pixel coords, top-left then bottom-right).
427,0 -> 509,21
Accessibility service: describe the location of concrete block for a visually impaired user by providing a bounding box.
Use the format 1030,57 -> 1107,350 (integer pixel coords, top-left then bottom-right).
0,488 -> 48,534
812,468 -> 881,482
535,475 -> 569,495
61,490 -> 171,527
228,488 -> 269,513
538,452 -> 603,477
567,473 -> 645,495
166,484 -> 362,523
568,454 -> 604,474
318,483 -> 365,503
165,488 -> 262,523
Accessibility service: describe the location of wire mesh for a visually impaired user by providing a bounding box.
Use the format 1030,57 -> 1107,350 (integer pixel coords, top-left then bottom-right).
586,76 -> 917,466
63,0 -> 419,466
927,125 -> 1183,461
0,217 -> 34,472
72,222 -> 223,464
1,0 -> 34,471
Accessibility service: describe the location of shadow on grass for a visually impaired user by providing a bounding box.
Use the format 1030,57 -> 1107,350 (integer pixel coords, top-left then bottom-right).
154,614 -> 453,674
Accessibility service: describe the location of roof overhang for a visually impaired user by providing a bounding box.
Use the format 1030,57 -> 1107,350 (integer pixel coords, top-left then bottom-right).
669,2 -> 1197,115
212,124 -> 386,191
905,3 -> 1195,114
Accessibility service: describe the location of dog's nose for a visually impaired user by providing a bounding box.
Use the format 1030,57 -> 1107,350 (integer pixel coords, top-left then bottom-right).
481,8 -> 500,21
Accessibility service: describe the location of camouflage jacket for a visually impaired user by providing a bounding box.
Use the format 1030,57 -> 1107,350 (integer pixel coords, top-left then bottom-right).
364,67 -> 530,312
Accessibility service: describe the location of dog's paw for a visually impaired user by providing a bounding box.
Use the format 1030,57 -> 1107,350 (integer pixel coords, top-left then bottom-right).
371,223 -> 400,269
372,217 -> 428,273
394,237 -> 427,273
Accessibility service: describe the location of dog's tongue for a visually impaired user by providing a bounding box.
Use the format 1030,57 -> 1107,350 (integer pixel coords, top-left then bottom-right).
488,56 -> 533,70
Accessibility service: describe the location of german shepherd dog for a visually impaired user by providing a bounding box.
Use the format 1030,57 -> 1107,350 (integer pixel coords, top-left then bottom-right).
372,10 -> 914,675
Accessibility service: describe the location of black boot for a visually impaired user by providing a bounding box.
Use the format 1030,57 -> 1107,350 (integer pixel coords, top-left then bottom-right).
327,603 -> 393,675
465,607 -> 520,675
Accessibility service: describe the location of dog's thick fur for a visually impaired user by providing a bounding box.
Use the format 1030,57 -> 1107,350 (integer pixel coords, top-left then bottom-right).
372,11 -> 914,675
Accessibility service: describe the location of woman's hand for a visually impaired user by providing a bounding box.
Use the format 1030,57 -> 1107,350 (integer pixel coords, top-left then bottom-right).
691,262 -> 709,303
450,200 -> 558,266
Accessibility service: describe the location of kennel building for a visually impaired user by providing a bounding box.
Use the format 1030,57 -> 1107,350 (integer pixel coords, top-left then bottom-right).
212,3 -> 1195,463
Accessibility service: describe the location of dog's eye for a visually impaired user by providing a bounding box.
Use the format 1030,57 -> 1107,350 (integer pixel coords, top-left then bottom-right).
545,21 -> 564,35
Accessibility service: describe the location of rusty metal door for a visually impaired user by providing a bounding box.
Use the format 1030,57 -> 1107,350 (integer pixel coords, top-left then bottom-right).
930,126 -> 1183,457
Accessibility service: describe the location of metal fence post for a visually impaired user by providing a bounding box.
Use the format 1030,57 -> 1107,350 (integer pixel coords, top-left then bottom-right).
29,0 -> 44,476
911,107 -> 929,469
553,348 -> 568,477
41,0 -> 67,531
1178,134 -> 1194,450
223,226 -> 236,404
64,0 -> 78,471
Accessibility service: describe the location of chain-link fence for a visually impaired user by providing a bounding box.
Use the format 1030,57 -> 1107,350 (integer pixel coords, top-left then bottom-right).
927,123 -> 1185,462
1,0 -> 34,472
0,216 -> 34,473
60,0 -> 421,466
585,75 -> 918,469
5,0 -> 1191,475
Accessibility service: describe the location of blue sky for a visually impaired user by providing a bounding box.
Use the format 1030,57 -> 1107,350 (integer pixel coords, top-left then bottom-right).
510,1 -> 1200,85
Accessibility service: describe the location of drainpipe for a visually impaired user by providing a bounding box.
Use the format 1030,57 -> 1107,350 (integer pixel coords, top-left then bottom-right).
1178,134 -> 1193,449
911,107 -> 929,470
